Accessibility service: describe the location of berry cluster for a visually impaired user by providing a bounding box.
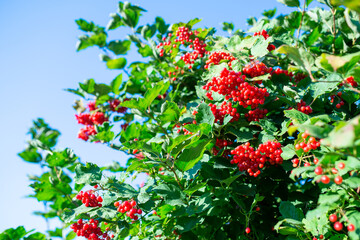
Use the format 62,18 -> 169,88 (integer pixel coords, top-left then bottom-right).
76,190 -> 103,207
339,76 -> 358,87
156,27 -> 208,69
253,30 -> 276,51
87,101 -> 97,111
297,100 -> 313,114
209,101 -> 239,125
175,121 -> 196,135
109,99 -> 128,113
78,125 -> 97,141
230,141 -> 283,177
204,51 -> 236,69
330,92 -> 345,109
204,68 -> 269,109
76,112 -> 108,126
245,108 -> 268,122
314,162 -> 345,185
329,214 -> 355,232
295,131 -> 321,153
242,61 -> 272,79
271,68 -> 294,80
70,219 -> 112,240
293,72 -> 308,83
213,138 -> 233,157
114,200 -> 142,221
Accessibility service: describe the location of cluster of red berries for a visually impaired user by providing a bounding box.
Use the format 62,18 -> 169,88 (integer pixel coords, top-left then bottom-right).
295,131 -> 321,153
174,121 -> 196,135
270,68 -> 294,80
204,51 -> 236,69
76,190 -> 103,207
204,68 -> 269,109
245,108 -> 268,122
209,101 -> 239,125
293,72 -> 308,83
109,99 -> 128,113
314,162 -> 345,185
253,30 -> 276,51
242,61 -> 272,79
297,100 -> 313,114
213,139 -> 233,156
114,200 -> 142,221
156,27 -> 208,69
87,101 -> 97,111
70,219 -> 112,240
230,141 -> 283,177
330,92 -> 345,109
78,125 -> 97,141
329,213 -> 355,232
76,112 -> 108,126
339,76 -> 358,87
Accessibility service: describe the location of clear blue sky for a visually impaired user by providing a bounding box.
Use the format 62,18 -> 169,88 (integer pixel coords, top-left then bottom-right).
0,0 -> 323,234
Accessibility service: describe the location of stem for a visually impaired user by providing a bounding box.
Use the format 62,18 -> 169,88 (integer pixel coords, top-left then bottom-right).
331,8 -> 337,54
296,0 -> 307,47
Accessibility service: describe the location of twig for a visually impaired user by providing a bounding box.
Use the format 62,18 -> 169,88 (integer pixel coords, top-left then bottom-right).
296,0 -> 307,47
331,8 -> 337,54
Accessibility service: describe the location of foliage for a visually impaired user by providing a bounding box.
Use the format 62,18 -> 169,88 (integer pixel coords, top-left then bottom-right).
4,0 -> 360,239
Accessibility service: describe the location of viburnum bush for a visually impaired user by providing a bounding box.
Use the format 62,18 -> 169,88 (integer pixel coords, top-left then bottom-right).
3,0 -> 360,239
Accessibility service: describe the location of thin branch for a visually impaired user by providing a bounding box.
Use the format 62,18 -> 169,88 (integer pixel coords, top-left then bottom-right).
331,8 -> 337,54
296,0 -> 307,47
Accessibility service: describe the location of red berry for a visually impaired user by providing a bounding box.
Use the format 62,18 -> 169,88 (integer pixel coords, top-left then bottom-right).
338,162 -> 345,169
334,222 -> 343,231
336,103 -> 341,109
329,214 -> 337,223
245,227 -> 251,234
331,168 -> 338,174
313,158 -> 319,164
321,175 -> 330,184
319,235 -> 324,239
347,223 -> 355,232
334,175 -> 343,184
314,166 -> 323,175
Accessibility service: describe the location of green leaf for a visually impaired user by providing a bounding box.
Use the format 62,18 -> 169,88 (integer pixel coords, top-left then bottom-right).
343,177 -> 360,188
24,232 -> 47,240
262,8 -> 277,18
284,109 -> 310,124
196,103 -> 215,126
79,79 -> 95,94
75,19 -> 95,32
106,58 -> 127,69
279,201 -> 304,221
76,33 -> 107,51
222,22 -> 234,34
281,144 -> 296,160
18,148 -> 42,163
74,163 -> 102,185
110,74 -> 123,95
308,74 -> 341,98
277,0 -> 300,7
108,40 -> 131,55
305,26 -> 320,46
331,0 -> 360,13
176,140 -> 212,171
277,46 -> 314,73
159,101 -> 181,123
107,13 -> 125,30
317,52 -> 360,74
46,148 -> 77,167
155,17 -> 169,34
0,226 -> 27,240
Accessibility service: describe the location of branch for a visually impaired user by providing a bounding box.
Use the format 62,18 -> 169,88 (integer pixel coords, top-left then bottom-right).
296,0 -> 307,47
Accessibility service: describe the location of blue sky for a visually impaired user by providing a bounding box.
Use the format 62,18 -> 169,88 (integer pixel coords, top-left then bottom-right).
0,0 -> 323,234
